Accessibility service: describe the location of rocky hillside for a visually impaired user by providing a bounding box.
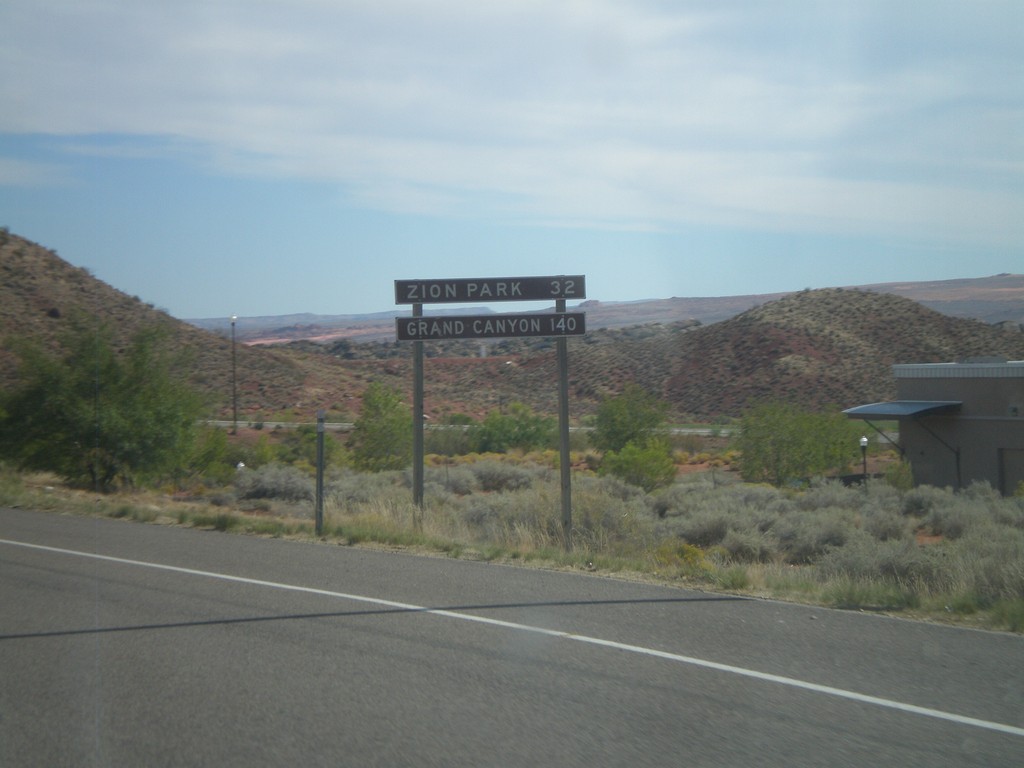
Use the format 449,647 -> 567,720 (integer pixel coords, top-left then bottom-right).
657,289 -> 1024,418
3,230 -> 1023,422
0,231 -> 316,418
194,273 -> 1024,345
385,289 -> 1024,421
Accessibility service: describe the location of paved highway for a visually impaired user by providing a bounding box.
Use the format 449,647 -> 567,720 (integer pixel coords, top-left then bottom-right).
2,507 -> 1022,766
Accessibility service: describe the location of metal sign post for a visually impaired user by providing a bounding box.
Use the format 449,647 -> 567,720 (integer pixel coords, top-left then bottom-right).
395,275 -> 586,550
412,303 -> 425,510
556,299 -> 573,550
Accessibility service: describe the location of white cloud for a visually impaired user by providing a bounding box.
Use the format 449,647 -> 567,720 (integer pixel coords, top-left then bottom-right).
0,156 -> 73,187
1,0 -> 1022,247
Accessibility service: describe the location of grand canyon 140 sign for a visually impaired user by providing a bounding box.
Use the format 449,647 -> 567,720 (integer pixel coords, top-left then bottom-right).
397,312 -> 585,341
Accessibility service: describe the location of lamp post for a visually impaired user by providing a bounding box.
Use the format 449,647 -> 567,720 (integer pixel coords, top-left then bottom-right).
860,435 -> 868,484
231,315 -> 238,435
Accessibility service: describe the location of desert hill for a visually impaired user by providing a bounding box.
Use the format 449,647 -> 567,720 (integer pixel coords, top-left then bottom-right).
658,288 -> 1024,418
0,231 -> 317,418
191,274 -> 1024,346
385,289 -> 1024,421
3,230 -> 1023,422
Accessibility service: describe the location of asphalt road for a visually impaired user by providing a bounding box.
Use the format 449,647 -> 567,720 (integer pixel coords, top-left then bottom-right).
2,507 -> 1022,767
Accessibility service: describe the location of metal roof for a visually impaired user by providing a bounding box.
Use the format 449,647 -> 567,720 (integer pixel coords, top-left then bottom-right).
842,400 -> 962,419
894,361 -> 1024,379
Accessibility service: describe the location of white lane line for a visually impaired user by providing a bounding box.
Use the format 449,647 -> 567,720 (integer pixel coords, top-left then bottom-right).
4,537 -> 1023,739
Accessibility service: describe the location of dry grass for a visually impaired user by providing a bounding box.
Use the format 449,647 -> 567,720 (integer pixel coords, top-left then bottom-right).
8,457 -> 1022,631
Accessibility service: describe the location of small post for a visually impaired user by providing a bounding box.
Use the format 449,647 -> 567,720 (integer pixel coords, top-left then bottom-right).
315,409 -> 325,536
230,315 -> 238,434
860,435 -> 868,486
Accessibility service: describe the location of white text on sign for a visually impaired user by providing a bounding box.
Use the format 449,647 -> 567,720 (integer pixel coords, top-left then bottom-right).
396,312 -> 586,340
395,276 -> 585,304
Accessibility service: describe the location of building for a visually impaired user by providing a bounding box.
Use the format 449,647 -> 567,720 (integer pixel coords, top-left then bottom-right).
844,360 -> 1024,495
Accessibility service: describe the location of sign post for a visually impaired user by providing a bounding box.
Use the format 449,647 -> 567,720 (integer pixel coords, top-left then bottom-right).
555,299 -> 572,550
412,303 -> 424,511
395,275 -> 585,550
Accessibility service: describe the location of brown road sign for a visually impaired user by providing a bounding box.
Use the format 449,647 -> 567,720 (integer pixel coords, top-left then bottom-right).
395,276 -> 585,304
396,312 -> 586,341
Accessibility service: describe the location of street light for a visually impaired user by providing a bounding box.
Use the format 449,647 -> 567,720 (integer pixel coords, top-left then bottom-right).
860,435 -> 868,483
231,315 -> 238,435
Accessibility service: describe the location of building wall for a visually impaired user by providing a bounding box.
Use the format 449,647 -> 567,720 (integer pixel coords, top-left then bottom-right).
895,363 -> 1024,494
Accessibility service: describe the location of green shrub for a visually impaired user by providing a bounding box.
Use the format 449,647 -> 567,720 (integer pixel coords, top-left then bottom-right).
735,402 -> 863,486
822,578 -> 920,611
473,403 -> 555,453
600,439 -> 676,492
991,598 -> 1024,632
591,384 -> 668,453
0,318 -> 206,490
884,459 -> 914,491
349,383 -> 411,471
715,566 -> 751,590
192,512 -> 240,532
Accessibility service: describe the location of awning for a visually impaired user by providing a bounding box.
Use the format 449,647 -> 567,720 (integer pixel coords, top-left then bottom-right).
842,400 -> 962,419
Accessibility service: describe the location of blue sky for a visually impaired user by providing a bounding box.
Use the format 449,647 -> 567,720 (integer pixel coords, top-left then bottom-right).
2,1 -> 1022,319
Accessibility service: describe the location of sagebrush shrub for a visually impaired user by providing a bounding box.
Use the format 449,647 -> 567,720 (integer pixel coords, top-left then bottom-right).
923,499 -> 982,539
573,476 -> 650,542
861,504 -> 910,542
422,465 -> 477,495
668,510 -> 730,548
459,488 -> 561,546
721,529 -> 773,563
470,461 -> 535,492
329,469 -> 404,505
796,480 -> 862,512
901,485 -> 951,517
775,508 -> 855,564
236,463 -> 313,502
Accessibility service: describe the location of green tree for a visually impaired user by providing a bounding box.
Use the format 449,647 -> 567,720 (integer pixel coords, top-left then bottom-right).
348,383 -> 411,471
474,402 -> 555,453
180,424 -> 232,485
276,423 -> 346,472
735,402 -> 862,486
0,319 -> 207,490
592,384 -> 668,453
600,438 -> 677,492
